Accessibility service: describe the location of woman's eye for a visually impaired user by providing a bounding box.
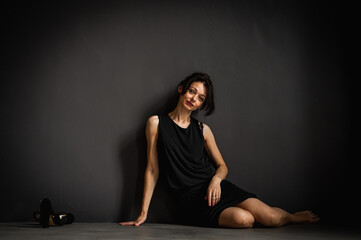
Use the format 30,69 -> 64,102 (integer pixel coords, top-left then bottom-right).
199,97 -> 204,102
189,89 -> 195,94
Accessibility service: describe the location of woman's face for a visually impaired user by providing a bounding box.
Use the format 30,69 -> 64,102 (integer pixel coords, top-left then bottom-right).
178,81 -> 206,111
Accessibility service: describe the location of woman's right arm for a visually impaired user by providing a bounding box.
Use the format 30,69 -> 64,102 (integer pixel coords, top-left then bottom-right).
119,115 -> 159,227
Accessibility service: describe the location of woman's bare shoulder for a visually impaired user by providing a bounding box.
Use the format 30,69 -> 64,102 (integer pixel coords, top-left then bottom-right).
147,115 -> 159,125
199,121 -> 210,131
146,115 -> 160,134
201,122 -> 214,142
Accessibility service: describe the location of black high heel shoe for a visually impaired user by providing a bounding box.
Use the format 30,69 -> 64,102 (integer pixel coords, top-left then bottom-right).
34,199 -> 75,227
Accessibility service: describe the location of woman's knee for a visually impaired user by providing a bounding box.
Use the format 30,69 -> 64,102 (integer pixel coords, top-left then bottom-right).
237,211 -> 255,228
219,207 -> 255,228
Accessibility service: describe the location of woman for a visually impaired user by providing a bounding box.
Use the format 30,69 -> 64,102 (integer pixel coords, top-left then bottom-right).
119,72 -> 319,228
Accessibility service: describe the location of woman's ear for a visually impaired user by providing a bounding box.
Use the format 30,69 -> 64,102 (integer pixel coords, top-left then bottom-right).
177,85 -> 183,94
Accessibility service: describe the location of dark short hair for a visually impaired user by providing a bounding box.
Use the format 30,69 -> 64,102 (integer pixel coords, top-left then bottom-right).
177,72 -> 215,116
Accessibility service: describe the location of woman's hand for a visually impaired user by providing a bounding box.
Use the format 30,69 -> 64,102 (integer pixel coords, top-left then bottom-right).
204,176 -> 222,207
119,212 -> 147,227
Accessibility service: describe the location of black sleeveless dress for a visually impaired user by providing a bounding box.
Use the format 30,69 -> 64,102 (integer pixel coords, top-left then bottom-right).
157,113 -> 256,227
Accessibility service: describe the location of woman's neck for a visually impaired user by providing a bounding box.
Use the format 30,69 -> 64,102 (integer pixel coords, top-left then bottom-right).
168,105 -> 192,123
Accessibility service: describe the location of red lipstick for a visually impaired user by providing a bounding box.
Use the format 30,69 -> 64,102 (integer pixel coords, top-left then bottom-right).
186,100 -> 193,107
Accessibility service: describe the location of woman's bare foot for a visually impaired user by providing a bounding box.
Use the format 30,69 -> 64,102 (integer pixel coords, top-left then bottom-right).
291,210 -> 320,223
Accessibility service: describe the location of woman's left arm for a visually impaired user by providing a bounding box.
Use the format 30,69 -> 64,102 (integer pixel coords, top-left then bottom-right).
203,123 -> 229,207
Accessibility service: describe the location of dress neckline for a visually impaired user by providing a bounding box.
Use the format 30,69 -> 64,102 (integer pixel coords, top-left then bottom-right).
167,114 -> 192,130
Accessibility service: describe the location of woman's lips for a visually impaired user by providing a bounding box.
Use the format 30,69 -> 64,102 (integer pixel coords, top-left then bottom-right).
186,100 -> 194,107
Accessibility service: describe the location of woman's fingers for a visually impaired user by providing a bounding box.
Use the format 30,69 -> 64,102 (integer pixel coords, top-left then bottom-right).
119,213 -> 147,227
212,193 -> 220,206
208,191 -> 212,206
119,219 -> 145,226
206,190 -> 221,207
206,179 -> 222,207
208,190 -> 216,206
119,221 -> 136,226
118,221 -> 142,226
215,190 -> 221,206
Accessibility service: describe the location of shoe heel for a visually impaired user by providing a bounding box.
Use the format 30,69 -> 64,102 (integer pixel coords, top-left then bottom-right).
39,198 -> 54,228
40,209 -> 50,228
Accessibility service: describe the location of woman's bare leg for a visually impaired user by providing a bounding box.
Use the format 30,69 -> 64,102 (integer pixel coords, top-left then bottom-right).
218,207 -> 255,228
236,198 -> 319,227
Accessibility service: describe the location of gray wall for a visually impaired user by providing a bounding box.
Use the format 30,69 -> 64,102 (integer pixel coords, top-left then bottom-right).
1,1 -> 355,225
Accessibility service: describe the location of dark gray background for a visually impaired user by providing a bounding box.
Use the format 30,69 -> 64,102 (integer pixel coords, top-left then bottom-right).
1,0 -> 356,225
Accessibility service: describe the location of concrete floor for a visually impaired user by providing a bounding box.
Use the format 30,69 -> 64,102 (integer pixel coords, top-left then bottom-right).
0,222 -> 360,240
